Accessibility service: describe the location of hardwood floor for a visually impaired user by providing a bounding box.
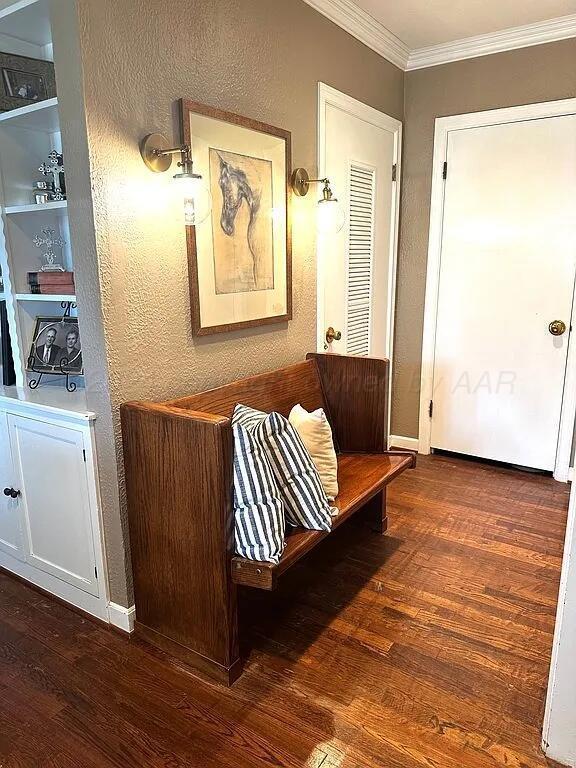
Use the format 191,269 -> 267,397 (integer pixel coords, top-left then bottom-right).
0,454 -> 569,767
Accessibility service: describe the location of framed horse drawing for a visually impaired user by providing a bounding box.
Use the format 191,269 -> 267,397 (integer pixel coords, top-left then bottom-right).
180,99 -> 292,335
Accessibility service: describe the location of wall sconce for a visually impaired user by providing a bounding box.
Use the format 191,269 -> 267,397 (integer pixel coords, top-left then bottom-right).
291,167 -> 345,233
140,133 -> 212,225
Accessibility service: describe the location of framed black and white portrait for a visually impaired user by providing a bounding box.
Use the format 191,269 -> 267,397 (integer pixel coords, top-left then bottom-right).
27,317 -> 83,374
180,99 -> 292,336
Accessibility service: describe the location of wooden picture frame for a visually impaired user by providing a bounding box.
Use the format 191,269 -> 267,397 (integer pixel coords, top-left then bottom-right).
180,99 -> 292,336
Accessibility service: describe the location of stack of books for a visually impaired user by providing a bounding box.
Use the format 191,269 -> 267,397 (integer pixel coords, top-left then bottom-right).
27,271 -> 75,295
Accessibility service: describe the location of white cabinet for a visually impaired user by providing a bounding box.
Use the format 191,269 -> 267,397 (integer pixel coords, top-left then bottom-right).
8,414 -> 98,596
0,389 -> 109,622
0,410 -> 24,560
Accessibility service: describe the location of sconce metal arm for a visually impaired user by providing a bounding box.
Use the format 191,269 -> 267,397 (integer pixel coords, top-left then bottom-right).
291,167 -> 334,198
140,133 -> 194,174
152,145 -> 187,157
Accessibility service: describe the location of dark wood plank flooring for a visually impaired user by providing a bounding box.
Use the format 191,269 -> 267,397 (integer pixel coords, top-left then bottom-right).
0,454 -> 569,767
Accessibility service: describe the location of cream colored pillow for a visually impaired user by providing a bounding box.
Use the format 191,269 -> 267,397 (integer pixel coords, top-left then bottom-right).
289,403 -> 338,500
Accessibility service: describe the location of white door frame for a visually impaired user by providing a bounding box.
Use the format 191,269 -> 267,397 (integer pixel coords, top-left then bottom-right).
317,82 -> 402,438
419,98 -> 576,482
543,473 -> 576,761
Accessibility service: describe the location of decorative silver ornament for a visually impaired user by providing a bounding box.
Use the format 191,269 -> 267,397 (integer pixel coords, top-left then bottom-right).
33,228 -> 66,271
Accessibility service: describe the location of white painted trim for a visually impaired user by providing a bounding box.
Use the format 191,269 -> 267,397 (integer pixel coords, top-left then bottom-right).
108,602 -> 136,633
0,0 -> 43,20
407,14 -> 576,71
389,435 -> 419,452
318,82 -> 403,134
555,276 -> 576,483
317,83 -> 402,440
302,0 -> 408,70
420,99 -> 576,481
568,467 -> 574,483
543,477 -> 576,761
302,1 -> 576,72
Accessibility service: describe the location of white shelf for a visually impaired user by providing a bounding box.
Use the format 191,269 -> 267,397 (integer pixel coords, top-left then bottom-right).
0,98 -> 59,132
15,293 -> 75,303
0,385 -> 94,422
5,201 -> 67,215
0,0 -> 51,48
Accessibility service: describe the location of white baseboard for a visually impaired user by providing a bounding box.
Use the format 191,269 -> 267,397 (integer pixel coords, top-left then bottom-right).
107,602 -> 136,633
389,435 -> 420,451
554,466 -> 574,484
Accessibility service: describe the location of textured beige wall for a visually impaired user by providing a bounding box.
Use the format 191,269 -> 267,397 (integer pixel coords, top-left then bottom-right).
395,38 -> 576,437
64,0 -> 403,605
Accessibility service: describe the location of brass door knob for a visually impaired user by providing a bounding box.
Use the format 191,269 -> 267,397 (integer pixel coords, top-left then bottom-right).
549,320 -> 567,337
325,326 -> 342,345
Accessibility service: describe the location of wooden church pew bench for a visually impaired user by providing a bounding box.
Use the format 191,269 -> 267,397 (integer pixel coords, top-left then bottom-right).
121,353 -> 416,685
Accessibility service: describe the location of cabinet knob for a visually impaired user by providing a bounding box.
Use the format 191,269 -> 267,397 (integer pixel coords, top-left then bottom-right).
3,487 -> 20,499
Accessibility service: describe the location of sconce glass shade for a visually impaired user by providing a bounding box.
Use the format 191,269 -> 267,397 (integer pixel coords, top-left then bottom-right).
317,198 -> 345,234
173,173 -> 212,226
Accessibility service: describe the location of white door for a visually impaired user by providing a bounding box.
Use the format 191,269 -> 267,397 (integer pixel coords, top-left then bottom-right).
8,414 -> 99,595
318,85 -> 401,362
431,115 -> 576,471
0,411 -> 24,560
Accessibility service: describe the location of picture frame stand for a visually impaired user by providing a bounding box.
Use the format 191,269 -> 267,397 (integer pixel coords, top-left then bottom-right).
28,355 -> 77,393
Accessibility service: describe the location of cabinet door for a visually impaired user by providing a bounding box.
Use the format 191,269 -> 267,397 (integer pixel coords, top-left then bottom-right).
0,411 -> 24,560
8,414 -> 99,596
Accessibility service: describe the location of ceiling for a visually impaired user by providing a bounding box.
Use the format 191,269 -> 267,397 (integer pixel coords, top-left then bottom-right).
354,0 -> 576,49
303,0 -> 576,69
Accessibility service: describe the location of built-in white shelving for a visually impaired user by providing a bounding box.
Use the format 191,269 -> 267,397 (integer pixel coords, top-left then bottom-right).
0,0 -> 52,58
0,0 -> 81,394
15,293 -> 76,302
0,98 -> 59,131
5,201 -> 67,215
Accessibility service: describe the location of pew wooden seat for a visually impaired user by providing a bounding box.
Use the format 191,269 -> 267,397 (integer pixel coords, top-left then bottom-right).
232,451 -> 414,589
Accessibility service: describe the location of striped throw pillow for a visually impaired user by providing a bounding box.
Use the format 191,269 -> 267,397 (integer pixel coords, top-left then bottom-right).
233,421 -> 285,564
233,404 -> 332,532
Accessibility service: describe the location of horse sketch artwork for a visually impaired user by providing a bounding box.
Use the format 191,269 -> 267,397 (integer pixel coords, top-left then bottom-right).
182,98 -> 291,335
209,148 -> 274,294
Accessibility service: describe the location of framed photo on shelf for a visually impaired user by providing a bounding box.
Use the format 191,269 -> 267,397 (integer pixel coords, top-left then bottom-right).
0,52 -> 56,112
180,98 -> 292,336
27,316 -> 83,375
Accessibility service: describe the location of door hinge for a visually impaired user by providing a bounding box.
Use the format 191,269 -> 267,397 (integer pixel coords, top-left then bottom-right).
82,449 -> 86,462
442,162 -> 448,180
94,566 -> 98,579
392,163 -> 397,182
429,400 -> 434,418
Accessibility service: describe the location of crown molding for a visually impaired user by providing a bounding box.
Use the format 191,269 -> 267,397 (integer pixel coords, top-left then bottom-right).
303,1 -> 576,72
406,13 -> 576,70
302,0 -> 409,70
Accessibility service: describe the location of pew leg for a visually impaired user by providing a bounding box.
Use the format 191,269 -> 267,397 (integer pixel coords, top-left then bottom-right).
365,489 -> 388,535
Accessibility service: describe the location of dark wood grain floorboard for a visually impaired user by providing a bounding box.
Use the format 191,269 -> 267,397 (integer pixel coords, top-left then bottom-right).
0,454 -> 568,767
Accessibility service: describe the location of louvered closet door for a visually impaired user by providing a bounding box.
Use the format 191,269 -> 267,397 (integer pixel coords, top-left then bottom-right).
347,164 -> 376,356
320,93 -> 399,366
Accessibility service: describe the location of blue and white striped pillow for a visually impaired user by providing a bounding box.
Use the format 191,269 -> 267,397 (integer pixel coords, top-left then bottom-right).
233,404 -> 332,532
233,421 -> 285,564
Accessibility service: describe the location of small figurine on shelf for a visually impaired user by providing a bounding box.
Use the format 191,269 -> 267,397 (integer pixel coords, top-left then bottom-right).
33,228 -> 66,272
35,150 -> 66,204
32,179 -> 55,205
